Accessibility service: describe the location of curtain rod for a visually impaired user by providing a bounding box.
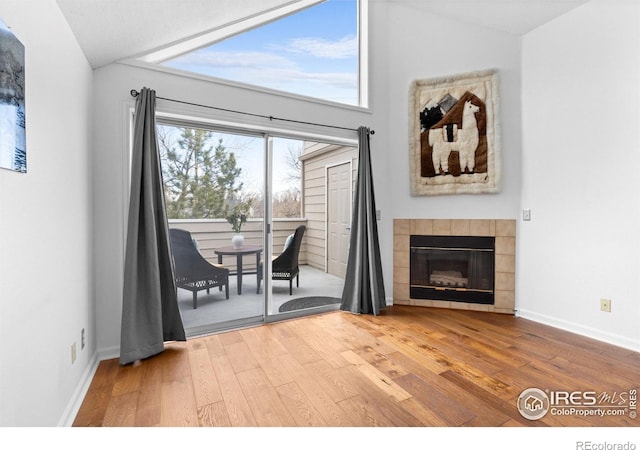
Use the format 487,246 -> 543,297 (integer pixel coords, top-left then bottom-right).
129,89 -> 374,135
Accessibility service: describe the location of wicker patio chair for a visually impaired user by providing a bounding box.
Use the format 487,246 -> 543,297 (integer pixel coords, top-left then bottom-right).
257,225 -> 306,295
169,228 -> 229,309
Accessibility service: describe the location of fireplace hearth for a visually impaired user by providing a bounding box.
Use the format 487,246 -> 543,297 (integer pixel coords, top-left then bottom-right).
410,235 -> 495,304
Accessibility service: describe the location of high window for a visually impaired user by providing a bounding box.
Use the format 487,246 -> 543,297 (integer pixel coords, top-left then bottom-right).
155,0 -> 365,107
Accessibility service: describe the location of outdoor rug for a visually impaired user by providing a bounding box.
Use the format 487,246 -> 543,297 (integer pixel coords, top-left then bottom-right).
278,296 -> 342,312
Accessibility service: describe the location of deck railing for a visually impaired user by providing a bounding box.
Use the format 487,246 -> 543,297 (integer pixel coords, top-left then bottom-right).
168,218 -> 308,273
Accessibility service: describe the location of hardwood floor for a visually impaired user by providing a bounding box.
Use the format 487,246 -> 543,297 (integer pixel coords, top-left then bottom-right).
73,306 -> 640,427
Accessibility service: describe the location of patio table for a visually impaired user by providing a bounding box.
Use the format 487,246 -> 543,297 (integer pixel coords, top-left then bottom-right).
214,245 -> 263,295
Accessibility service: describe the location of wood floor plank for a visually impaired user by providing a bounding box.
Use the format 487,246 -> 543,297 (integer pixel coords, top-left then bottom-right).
197,401 -> 231,427
135,355 -> 163,426
397,397 -> 450,426
201,333 -> 226,357
72,359 -> 119,426
104,359 -> 135,397
160,344 -> 191,382
441,333 -> 531,369
159,378 -> 198,427
314,312 -> 398,355
549,355 -> 637,391
210,353 -> 257,427
188,347 -> 223,407
287,317 -> 351,368
240,327 -> 295,387
264,319 -> 299,341
377,332 -> 449,375
336,363 -> 426,426
438,369 -> 536,427
235,367 -> 297,426
73,306 -> 640,427
223,340 -> 261,374
277,353 -> 355,426
398,324 -> 506,377
102,391 -> 138,427
352,344 -> 410,380
218,330 -> 244,346
275,381 -> 328,426
394,372 -> 476,426
340,350 -> 411,401
278,333 -> 324,365
336,394 -> 394,427
304,359 -> 360,403
386,323 -> 516,401
244,325 -> 290,356
389,352 -> 514,426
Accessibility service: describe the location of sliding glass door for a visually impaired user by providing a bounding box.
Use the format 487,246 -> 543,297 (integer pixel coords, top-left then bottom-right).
157,122 -> 265,335
156,119 -> 356,335
265,137 -> 357,320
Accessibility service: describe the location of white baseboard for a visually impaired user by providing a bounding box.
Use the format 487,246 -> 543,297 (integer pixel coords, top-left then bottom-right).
57,352 -> 100,427
516,308 -> 639,353
98,345 -> 120,361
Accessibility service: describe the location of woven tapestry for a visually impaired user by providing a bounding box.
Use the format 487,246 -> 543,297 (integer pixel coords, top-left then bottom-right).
409,69 -> 501,196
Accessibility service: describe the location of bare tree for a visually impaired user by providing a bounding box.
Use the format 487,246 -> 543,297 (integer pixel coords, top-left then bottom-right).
284,144 -> 303,184
273,188 -> 301,218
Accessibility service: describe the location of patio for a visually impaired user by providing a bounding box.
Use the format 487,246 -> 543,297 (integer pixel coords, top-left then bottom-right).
177,264 -> 345,337
169,213 -> 349,337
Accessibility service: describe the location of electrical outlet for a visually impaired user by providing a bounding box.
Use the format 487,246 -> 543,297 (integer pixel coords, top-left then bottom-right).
523,209 -> 531,221
600,299 -> 611,312
81,328 -> 85,350
71,342 -> 77,364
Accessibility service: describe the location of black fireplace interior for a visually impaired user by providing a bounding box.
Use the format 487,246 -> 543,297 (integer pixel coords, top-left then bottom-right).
410,235 -> 495,304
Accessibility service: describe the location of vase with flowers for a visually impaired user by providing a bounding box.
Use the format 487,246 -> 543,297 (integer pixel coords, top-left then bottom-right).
226,197 -> 250,249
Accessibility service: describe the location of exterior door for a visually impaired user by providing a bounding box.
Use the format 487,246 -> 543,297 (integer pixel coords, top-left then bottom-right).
327,162 -> 351,278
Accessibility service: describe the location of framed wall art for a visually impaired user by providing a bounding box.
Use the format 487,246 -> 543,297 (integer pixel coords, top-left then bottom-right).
409,69 -> 500,196
0,19 -> 26,173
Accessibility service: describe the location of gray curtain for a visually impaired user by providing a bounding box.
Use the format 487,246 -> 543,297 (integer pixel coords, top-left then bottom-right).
340,126 -> 387,315
120,87 -> 185,365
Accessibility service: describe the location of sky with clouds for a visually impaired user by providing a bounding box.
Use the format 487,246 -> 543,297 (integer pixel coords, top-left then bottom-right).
162,0 -> 359,105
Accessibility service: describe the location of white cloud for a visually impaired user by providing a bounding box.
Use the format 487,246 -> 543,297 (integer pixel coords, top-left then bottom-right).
165,48 -> 357,103
170,50 -> 297,70
273,35 -> 357,59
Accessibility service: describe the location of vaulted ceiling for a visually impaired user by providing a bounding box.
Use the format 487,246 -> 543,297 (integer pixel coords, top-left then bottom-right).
56,0 -> 590,69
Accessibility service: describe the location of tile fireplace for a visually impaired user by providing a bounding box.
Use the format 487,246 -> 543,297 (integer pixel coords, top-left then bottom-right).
394,219 -> 515,314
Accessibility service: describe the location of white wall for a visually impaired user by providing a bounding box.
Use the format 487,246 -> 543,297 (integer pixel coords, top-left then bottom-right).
378,2 -> 523,309
383,2 -> 523,221
0,0 -> 94,426
519,0 -> 640,351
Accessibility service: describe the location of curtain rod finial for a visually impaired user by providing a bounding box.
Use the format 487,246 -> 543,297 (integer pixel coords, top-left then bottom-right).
130,89 -> 139,98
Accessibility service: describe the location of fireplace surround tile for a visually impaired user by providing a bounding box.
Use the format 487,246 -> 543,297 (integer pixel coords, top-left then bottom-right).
394,218 -> 516,314
433,219 -> 452,235
496,254 -> 516,273
470,219 -> 494,236
451,219 -> 470,236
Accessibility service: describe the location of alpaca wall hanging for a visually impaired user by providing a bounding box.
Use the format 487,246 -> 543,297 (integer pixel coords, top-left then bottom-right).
409,69 -> 501,195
